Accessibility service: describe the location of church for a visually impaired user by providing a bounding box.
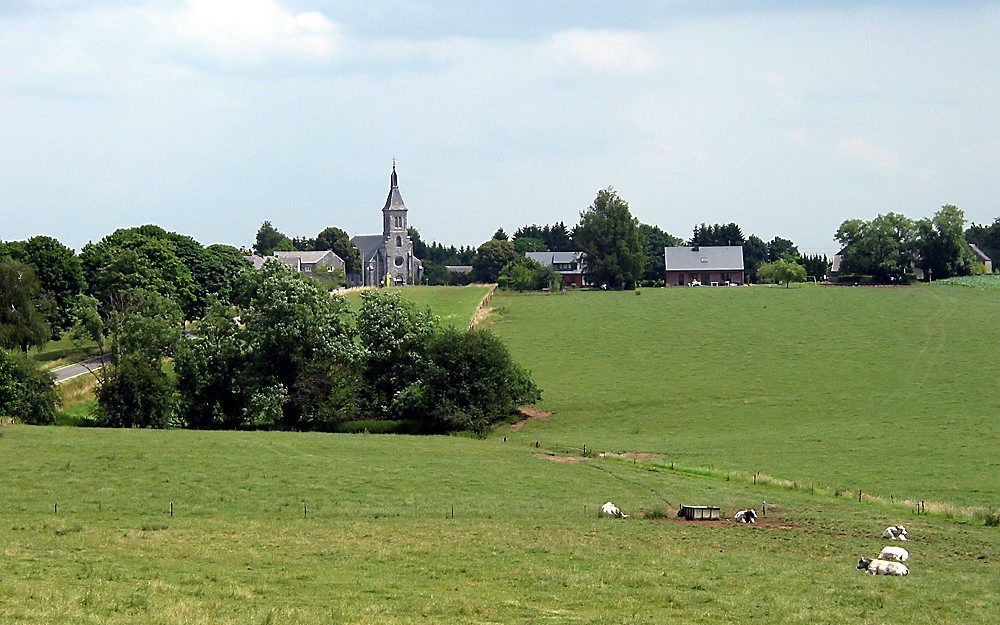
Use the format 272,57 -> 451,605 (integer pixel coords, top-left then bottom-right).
349,164 -> 424,286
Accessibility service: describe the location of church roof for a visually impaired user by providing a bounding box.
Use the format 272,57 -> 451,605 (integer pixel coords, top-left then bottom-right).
383,162 -> 407,211
351,234 -> 384,263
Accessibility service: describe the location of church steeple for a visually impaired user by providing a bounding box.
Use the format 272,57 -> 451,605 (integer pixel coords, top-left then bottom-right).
390,160 -> 398,189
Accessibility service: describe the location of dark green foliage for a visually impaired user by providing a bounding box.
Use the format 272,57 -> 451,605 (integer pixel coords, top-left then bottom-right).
105,289 -> 182,364
22,236 -> 86,330
498,257 -> 560,292
95,354 -> 173,428
575,188 -> 645,289
638,223 -> 682,281
0,348 -> 58,424
689,223 -> 745,247
916,205 -> 977,280
758,258 -> 807,287
835,213 -> 917,283
742,234 -> 768,283
472,239 -> 518,283
492,228 -> 509,241
0,260 -> 52,351
422,262 -> 453,286
766,236 -> 799,262
316,226 -> 361,274
512,222 -> 574,251
965,217 -> 1000,266
800,254 -> 831,279
513,237 -> 546,254
254,221 -> 294,255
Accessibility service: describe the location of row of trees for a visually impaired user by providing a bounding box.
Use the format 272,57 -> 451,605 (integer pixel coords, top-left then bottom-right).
835,205 -> 982,283
92,263 -> 539,433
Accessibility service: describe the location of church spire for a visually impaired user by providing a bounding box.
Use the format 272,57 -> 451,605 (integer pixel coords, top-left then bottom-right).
390,160 -> 398,189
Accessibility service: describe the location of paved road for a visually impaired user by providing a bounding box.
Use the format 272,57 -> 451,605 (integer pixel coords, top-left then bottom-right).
51,355 -> 109,383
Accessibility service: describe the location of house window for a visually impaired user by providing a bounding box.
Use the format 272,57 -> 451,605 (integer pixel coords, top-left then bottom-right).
396,235 -> 402,247
677,274 -> 684,286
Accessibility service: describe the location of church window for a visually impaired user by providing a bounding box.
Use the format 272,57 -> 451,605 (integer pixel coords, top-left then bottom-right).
394,256 -> 404,267
396,235 -> 402,247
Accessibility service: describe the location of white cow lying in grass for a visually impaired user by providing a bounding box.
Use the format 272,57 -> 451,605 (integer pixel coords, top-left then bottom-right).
734,509 -> 757,524
878,546 -> 909,562
857,557 -> 908,576
882,525 -> 908,540
600,501 -> 628,519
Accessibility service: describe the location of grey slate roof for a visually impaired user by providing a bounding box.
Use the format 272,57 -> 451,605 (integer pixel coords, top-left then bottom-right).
351,234 -> 385,263
969,243 -> 991,262
525,251 -> 583,267
248,255 -> 266,270
383,187 -> 407,211
664,246 -> 744,271
273,250 -> 344,265
445,265 -> 473,274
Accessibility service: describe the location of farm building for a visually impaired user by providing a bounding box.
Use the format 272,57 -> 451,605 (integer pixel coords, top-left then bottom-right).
969,243 -> 993,273
663,246 -> 745,286
525,251 -> 590,287
272,250 -> 345,274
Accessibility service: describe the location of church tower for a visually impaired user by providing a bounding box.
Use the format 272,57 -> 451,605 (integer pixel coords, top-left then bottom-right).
382,162 -> 414,285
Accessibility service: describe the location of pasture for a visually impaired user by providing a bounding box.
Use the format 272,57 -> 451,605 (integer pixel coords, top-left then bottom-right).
0,426 -> 996,624
343,285 -> 491,329
489,284 -> 1000,510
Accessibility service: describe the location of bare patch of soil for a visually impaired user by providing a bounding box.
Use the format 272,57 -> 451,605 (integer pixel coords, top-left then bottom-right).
532,454 -> 583,463
598,452 -> 666,460
510,407 -> 552,431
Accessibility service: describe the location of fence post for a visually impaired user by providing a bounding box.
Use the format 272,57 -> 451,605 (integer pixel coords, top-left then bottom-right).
169,502 -> 173,518
54,503 -> 58,514
858,490 -> 862,503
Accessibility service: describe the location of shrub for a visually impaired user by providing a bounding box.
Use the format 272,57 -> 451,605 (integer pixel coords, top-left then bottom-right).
95,355 -> 173,428
0,348 -> 59,424
498,257 -> 560,292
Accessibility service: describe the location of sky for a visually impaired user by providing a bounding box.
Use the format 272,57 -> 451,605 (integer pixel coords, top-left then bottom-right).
1,1 -> 998,255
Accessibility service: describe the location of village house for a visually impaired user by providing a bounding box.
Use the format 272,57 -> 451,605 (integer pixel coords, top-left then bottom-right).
350,163 -> 424,286
272,250 -> 345,274
969,243 -> 993,273
663,245 -> 745,286
525,251 -> 589,287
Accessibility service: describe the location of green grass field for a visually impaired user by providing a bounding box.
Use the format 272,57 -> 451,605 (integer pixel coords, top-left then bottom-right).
936,274 -> 1000,291
0,426 -> 996,624
490,284 -> 1000,510
344,285 -> 491,329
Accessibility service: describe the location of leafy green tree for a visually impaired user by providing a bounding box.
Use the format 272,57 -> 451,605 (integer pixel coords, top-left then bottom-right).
766,237 -> 799,262
472,239 -> 518,283
513,236 -> 547,254
799,254 -> 831,279
0,260 -> 52,351
638,223 -> 682,281
254,221 -> 294,255
497,257 -> 560,292
95,354 -> 174,428
316,226 -> 362,274
22,236 -> 85,329
356,290 -> 438,418
916,204 -> 976,280
965,217 -> 1000,267
422,261 -> 452,286
742,234 -> 768,283
0,348 -> 58,424
690,223 -> 745,247
575,188 -> 646,289
836,213 -> 917,283
104,289 -> 183,365
758,258 -> 807,287
69,295 -> 106,358
492,228 -> 509,241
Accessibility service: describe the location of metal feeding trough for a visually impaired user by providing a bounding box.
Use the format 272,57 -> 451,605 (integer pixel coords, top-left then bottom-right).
677,505 -> 721,521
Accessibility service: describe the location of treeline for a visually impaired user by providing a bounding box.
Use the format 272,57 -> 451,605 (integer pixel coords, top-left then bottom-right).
835,205 -> 988,283
1,226 -> 539,431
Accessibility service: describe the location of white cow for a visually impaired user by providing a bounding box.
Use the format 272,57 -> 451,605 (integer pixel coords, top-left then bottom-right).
878,546 -> 909,562
600,501 -> 628,519
882,525 -> 909,541
734,509 -> 757,524
857,557 -> 908,576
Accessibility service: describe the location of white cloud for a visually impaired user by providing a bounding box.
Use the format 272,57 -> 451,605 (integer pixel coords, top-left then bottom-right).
534,30 -> 658,76
168,0 -> 341,61
836,136 -> 901,171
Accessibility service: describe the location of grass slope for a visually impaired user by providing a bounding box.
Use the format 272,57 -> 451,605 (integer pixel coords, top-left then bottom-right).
345,285 -> 491,329
0,426 -> 995,624
490,285 -> 1000,508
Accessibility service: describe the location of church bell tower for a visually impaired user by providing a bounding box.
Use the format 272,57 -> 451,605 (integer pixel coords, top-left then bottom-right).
382,161 -> 412,284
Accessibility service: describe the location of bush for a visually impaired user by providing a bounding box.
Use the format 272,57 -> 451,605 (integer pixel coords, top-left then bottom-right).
95,355 -> 174,428
0,348 -> 59,424
336,419 -> 423,434
498,257 -> 560,292
836,274 -> 875,285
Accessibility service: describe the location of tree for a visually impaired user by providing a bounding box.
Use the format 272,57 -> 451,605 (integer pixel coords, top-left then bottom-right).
758,258 -> 807,287
95,354 -> 174,428
766,237 -> 799,262
497,257 -> 560,292
0,260 -> 52,351
472,239 -> 518,283
742,235 -> 768,283
492,228 -> 509,241
254,221 -> 294,255
0,348 -> 58,424
916,205 -> 976,280
316,226 -> 362,274
513,236 -> 547,254
835,213 -> 917,283
638,223 -> 682,281
966,217 -> 1000,267
690,223 -> 745,247
22,236 -> 86,330
422,261 -> 452,286
799,254 -> 831,280
574,188 -> 646,289
69,295 -> 106,358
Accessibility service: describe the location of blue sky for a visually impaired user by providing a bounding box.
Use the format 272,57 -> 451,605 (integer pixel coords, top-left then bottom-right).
1,1 -> 998,255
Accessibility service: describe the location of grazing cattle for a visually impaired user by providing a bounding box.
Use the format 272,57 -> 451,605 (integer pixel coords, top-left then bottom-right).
600,501 -> 628,519
878,546 -> 909,562
734,509 -> 757,524
857,557 -> 908,576
882,525 -> 909,540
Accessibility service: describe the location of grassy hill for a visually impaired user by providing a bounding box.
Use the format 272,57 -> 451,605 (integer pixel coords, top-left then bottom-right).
0,426 -> 995,624
489,284 -> 1000,509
